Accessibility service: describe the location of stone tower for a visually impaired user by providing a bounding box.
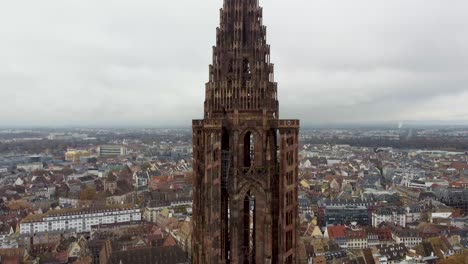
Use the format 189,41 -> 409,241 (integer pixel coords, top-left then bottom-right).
192,0 -> 299,263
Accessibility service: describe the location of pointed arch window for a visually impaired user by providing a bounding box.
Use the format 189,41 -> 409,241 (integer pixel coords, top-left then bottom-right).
244,132 -> 255,167
243,191 -> 256,262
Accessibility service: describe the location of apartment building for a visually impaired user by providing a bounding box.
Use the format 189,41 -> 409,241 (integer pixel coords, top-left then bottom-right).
372,207 -> 406,227
20,206 -> 141,234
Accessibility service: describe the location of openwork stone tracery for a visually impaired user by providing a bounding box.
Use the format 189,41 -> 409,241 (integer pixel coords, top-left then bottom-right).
192,1 -> 300,263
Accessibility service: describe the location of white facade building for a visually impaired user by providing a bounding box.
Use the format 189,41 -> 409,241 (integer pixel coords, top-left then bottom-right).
145,200 -> 193,223
372,208 -> 406,227
392,233 -> 422,248
58,197 -> 80,207
16,162 -> 43,172
20,207 -> 141,234
98,145 -> 127,157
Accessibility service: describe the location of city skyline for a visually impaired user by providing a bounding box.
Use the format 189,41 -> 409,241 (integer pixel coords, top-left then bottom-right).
1,0 -> 468,127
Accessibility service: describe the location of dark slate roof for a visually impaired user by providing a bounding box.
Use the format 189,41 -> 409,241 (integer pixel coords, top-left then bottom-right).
79,175 -> 95,183
376,243 -> 407,261
374,207 -> 405,215
108,245 -> 188,264
324,250 -> 347,261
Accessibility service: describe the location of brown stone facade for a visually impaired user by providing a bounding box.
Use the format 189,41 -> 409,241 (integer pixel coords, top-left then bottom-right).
192,1 -> 299,263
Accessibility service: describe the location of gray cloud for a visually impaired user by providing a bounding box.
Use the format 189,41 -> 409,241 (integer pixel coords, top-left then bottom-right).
1,0 -> 467,127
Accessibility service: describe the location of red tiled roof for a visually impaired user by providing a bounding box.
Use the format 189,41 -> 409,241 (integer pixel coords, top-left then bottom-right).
346,229 -> 367,239
163,234 -> 177,247
451,162 -> 468,171
376,227 -> 393,241
327,225 -> 346,239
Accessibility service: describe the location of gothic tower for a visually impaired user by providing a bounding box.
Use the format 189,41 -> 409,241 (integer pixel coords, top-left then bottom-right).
192,0 -> 299,263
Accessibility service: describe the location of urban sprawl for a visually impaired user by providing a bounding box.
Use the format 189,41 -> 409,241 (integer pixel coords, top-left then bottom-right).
0,127 -> 467,264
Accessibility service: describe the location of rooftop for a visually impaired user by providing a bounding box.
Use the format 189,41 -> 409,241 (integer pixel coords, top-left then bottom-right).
22,204 -> 138,223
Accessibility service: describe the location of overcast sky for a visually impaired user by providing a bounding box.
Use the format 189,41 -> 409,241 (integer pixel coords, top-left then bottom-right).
1,0 -> 467,127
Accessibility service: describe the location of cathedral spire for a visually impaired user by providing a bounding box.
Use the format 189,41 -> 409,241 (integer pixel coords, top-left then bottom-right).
205,0 -> 277,118
219,0 -> 263,48
193,1 -> 300,263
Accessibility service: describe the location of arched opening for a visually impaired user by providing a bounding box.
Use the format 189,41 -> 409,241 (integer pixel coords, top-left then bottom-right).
243,191 -> 256,264
243,132 -> 255,167
266,135 -> 271,161
243,58 -> 251,75
276,129 -> 281,163
221,129 -> 231,261
243,59 -> 251,103
265,129 -> 278,163
222,129 -> 230,151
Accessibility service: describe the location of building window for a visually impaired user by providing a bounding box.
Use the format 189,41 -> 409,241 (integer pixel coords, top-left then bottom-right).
286,231 -> 293,251
286,191 -> 293,206
244,132 -> 255,167
286,151 -> 294,166
286,211 -> 293,226
286,171 -> 293,186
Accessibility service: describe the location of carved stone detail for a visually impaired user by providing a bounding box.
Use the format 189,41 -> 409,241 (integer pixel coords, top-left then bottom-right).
192,1 -> 299,263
